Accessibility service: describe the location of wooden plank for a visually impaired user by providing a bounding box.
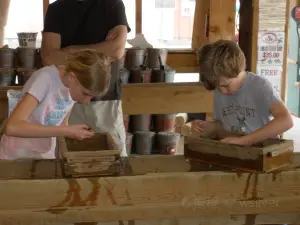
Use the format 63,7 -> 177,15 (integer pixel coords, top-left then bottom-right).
2,213 -> 300,225
208,0 -> 236,42
121,83 -> 214,114
0,83 -> 213,121
167,51 -> 198,72
1,153 -> 300,180
0,169 -> 300,224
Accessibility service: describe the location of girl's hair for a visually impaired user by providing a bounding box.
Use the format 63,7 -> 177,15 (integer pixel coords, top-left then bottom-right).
65,49 -> 110,95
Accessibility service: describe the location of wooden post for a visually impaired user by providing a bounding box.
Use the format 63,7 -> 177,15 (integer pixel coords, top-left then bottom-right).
135,0 -> 142,34
208,0 -> 236,42
192,0 -> 210,50
250,0 -> 259,73
281,0 -> 291,102
43,0 -> 49,20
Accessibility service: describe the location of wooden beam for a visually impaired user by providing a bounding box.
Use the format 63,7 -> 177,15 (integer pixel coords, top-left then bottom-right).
2,213 -> 300,225
0,82 -> 213,122
208,0 -> 236,42
1,153 -> 300,180
167,51 -> 198,72
191,0 -> 210,49
281,0 -> 292,102
121,83 -> 214,115
239,0 -> 254,71
251,0 -> 259,73
43,0 -> 49,20
0,168 -> 300,224
135,0 -> 142,34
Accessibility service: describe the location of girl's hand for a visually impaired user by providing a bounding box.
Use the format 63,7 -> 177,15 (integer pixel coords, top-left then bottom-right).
65,124 -> 95,140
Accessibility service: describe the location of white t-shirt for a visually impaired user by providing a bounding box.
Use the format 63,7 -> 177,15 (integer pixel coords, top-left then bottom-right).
0,65 -> 75,160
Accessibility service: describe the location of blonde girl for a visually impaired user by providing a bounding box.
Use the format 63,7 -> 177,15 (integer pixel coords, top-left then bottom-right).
0,50 -> 110,159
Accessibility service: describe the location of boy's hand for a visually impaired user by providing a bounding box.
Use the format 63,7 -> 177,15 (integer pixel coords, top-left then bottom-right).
191,120 -> 211,133
65,124 -> 95,140
220,136 -> 252,146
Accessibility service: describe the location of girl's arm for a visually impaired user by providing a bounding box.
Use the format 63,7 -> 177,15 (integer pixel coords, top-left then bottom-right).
5,93 -> 69,138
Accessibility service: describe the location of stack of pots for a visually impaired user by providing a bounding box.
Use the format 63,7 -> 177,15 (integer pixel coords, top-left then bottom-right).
0,32 -> 43,87
121,47 -> 180,156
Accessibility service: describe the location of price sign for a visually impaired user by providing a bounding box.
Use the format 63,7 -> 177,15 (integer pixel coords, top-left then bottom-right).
257,31 -> 284,66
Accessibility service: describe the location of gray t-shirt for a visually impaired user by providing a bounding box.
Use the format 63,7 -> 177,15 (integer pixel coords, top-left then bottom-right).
213,72 -> 281,134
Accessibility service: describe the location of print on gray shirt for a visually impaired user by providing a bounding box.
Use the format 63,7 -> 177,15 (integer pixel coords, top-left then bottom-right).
213,72 -> 281,134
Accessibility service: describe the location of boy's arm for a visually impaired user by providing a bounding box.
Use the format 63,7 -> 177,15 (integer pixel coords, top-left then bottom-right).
238,101 -> 293,145
222,79 -> 293,145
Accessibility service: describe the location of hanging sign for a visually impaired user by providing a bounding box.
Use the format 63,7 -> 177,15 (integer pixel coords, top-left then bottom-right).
256,31 -> 284,98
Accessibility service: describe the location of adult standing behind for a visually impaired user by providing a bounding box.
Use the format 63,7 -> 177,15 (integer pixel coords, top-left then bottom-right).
41,0 -> 131,156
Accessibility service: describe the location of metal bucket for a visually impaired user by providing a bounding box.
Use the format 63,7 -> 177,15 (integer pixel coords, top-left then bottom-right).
130,68 -> 152,83
125,48 -> 146,69
17,32 -> 38,48
156,132 -> 180,155
0,48 -> 15,68
151,67 -> 175,83
146,48 -> 168,69
135,131 -> 155,155
16,47 -> 37,69
0,69 -> 16,86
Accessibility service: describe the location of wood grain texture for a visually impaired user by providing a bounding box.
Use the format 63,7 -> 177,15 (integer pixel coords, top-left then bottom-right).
186,136 -> 294,173
0,169 -> 299,224
209,0 -> 236,42
121,83 -> 214,115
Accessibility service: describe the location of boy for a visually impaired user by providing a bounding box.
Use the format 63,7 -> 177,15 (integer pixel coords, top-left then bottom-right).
190,39 -> 293,145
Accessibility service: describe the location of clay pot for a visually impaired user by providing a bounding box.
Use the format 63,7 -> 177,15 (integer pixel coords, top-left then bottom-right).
130,68 -> 152,83
156,132 -> 180,155
16,47 -> 37,69
135,131 -> 155,155
146,48 -> 168,69
125,48 -> 146,69
0,48 -> 16,68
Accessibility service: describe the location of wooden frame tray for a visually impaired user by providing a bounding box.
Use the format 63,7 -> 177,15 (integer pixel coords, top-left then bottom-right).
185,136 -> 294,173
58,132 -> 120,177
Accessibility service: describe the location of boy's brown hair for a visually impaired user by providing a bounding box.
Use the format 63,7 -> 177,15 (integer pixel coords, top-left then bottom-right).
198,39 -> 246,90
66,50 -> 111,96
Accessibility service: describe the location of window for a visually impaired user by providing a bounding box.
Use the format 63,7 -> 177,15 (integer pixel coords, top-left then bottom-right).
142,0 -> 196,49
174,73 -> 199,83
4,0 -> 43,48
123,0 -> 136,40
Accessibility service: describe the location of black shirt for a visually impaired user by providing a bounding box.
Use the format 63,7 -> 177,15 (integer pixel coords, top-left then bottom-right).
43,0 -> 131,101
